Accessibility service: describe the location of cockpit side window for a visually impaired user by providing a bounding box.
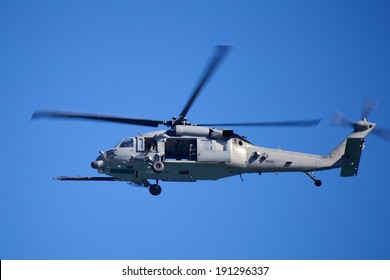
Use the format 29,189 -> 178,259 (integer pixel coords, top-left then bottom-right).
120,138 -> 134,148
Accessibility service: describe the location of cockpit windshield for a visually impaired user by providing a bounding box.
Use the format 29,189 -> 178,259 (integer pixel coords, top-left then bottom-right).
118,137 -> 134,148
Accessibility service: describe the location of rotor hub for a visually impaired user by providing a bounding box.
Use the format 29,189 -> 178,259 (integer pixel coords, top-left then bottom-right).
353,119 -> 373,132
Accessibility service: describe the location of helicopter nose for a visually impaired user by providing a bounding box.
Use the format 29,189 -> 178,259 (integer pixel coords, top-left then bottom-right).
91,160 -> 103,169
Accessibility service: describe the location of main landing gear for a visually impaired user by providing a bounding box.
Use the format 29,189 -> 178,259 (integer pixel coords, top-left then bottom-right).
149,184 -> 162,196
304,172 -> 322,187
145,179 -> 162,196
149,160 -> 164,195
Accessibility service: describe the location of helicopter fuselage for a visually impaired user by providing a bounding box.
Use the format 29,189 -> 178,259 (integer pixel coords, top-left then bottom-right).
91,125 -> 347,185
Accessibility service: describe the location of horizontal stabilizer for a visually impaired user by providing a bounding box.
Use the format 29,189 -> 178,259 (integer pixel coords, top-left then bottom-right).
340,137 -> 364,177
55,176 -> 116,181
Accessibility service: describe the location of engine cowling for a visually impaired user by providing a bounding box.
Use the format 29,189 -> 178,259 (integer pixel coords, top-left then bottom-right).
174,125 -> 233,138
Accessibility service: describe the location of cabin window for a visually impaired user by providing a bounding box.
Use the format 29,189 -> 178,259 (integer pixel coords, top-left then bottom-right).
119,138 -> 134,148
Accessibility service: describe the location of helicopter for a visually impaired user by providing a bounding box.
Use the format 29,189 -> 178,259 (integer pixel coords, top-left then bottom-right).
32,45 -> 389,196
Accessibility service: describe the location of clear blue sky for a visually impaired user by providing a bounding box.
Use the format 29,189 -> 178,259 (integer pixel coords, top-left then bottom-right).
1,0 -> 390,260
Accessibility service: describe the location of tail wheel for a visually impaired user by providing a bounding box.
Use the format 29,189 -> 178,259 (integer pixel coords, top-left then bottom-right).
152,161 -> 164,173
314,179 -> 322,187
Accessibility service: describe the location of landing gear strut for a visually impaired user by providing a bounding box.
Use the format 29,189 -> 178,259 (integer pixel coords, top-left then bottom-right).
304,172 -> 322,187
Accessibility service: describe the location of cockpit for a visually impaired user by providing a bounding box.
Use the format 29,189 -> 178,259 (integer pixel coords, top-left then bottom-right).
117,137 -> 134,148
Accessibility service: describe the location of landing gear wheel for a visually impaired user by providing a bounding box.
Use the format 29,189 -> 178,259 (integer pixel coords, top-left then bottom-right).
304,172 -> 322,187
149,184 -> 162,196
314,180 -> 322,187
152,161 -> 164,173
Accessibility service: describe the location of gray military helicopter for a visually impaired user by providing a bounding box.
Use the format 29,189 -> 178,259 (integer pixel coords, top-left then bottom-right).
32,46 -> 389,196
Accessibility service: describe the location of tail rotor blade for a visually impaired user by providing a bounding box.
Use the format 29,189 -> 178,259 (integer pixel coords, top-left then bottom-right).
373,127 -> 390,142
331,111 -> 354,128
361,98 -> 378,120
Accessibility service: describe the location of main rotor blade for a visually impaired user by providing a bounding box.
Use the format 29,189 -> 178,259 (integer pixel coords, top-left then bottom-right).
198,119 -> 321,127
55,176 -> 116,181
32,110 -> 165,127
179,45 -> 231,119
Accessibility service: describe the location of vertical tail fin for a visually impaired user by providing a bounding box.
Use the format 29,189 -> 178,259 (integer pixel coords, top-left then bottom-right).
327,121 -> 376,176
339,137 -> 365,176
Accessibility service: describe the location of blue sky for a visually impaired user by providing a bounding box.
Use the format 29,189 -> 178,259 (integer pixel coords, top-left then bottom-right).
1,0 -> 390,260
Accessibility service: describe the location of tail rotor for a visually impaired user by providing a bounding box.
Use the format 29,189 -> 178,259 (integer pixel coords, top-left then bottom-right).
331,98 -> 390,141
